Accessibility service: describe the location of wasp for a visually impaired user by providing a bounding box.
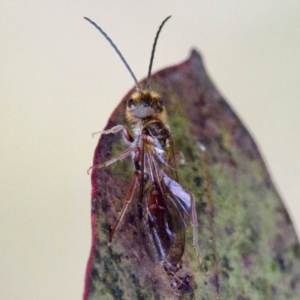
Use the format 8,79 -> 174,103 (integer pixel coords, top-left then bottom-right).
84,16 -> 206,288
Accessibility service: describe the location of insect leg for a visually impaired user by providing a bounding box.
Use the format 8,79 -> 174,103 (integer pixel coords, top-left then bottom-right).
92,124 -> 134,142
109,170 -> 139,242
87,147 -> 140,174
188,191 -> 208,273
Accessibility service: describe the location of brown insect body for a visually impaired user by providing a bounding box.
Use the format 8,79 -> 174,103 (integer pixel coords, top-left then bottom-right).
128,91 -> 186,267
84,16 -> 206,288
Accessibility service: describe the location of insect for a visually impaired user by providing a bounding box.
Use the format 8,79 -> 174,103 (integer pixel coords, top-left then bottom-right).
84,16 -> 206,288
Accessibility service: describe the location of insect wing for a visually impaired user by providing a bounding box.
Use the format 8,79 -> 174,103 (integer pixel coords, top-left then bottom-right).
166,137 -> 179,182
162,173 -> 192,217
138,140 -> 185,266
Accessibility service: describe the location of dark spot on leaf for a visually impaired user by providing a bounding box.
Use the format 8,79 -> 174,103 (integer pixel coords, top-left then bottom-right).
222,255 -> 234,271
221,270 -> 229,279
127,212 -> 136,225
209,273 -> 220,294
242,254 -> 254,269
193,176 -> 202,186
273,234 -> 285,256
101,223 -> 110,234
91,266 -> 100,282
225,223 -> 235,236
274,254 -> 293,273
112,286 -> 124,298
293,243 -> 300,259
277,206 -> 292,224
98,197 -> 110,213
290,275 -> 300,290
275,255 -> 287,272
197,201 -> 207,214
184,145 -> 195,160
108,247 -> 122,263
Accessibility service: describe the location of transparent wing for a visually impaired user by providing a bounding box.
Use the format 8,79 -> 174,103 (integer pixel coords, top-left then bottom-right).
137,137 -> 186,266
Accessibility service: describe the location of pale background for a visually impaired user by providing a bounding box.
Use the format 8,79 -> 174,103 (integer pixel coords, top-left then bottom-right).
0,1 -> 299,299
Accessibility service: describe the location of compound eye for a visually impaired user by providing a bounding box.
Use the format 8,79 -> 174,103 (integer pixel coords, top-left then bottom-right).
127,98 -> 136,110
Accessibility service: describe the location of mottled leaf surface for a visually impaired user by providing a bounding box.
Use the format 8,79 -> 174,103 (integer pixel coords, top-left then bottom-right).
83,50 -> 300,300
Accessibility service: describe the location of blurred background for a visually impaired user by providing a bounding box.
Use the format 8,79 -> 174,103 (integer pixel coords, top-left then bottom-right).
1,1 -> 299,299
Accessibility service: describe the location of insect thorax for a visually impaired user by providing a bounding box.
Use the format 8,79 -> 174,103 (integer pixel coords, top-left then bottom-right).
142,119 -> 171,150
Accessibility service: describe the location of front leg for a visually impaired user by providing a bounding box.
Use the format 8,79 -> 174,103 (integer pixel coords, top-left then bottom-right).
88,124 -> 137,173
92,124 -> 134,143
87,147 -> 140,174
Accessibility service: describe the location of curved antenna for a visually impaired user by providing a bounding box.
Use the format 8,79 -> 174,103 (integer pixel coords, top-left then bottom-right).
84,17 -> 141,92
147,16 -> 171,89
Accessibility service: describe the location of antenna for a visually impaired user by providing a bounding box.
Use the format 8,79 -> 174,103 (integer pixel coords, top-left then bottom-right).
84,17 -> 141,92
147,16 -> 171,89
